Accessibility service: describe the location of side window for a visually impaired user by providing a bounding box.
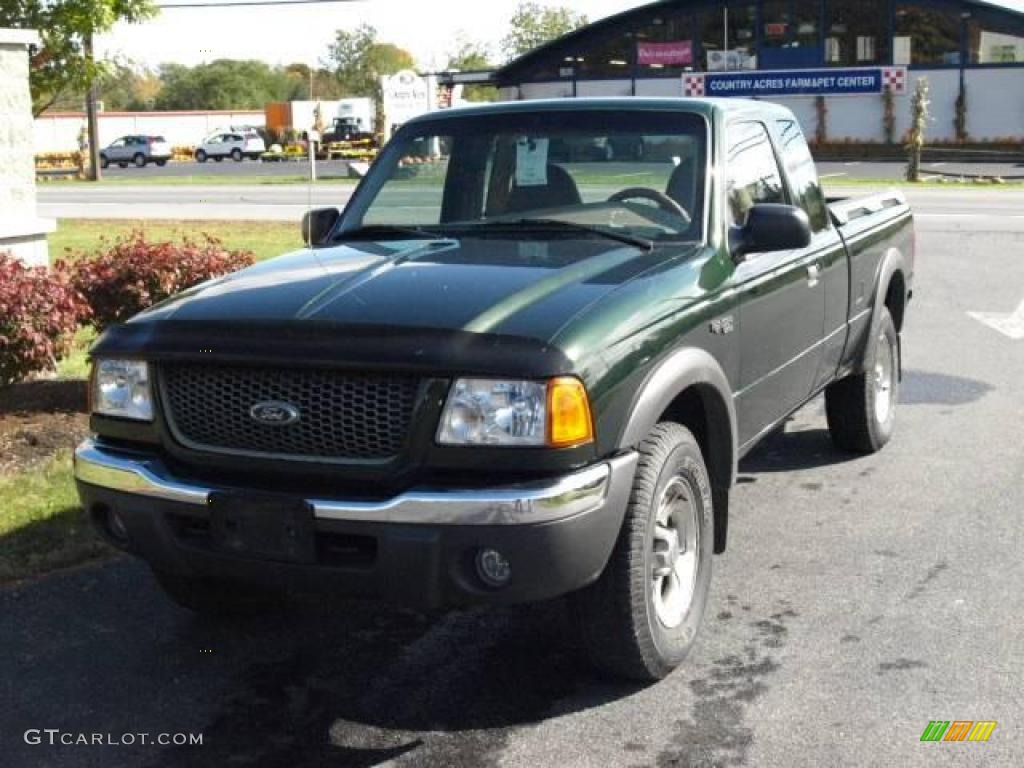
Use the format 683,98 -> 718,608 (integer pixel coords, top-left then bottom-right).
775,119 -> 830,233
725,121 -> 786,227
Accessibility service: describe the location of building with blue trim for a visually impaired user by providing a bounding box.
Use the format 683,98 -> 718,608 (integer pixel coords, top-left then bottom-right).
492,0 -> 1024,141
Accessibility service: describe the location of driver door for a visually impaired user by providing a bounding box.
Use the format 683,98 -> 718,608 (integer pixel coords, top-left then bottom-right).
728,120 -> 826,447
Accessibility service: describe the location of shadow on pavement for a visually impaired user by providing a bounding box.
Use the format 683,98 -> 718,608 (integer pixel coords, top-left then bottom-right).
1,559 -> 642,768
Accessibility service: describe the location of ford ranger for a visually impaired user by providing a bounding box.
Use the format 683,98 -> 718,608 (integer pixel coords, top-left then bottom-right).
75,98 -> 913,681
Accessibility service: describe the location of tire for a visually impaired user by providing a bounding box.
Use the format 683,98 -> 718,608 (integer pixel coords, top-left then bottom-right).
231,148 -> 243,162
133,153 -> 146,167
99,154 -> 109,170
571,422 -> 714,681
152,570 -> 284,616
155,159 -> 167,167
826,307 -> 899,453
118,162 -> 128,168
214,156 -> 223,163
195,150 -> 207,163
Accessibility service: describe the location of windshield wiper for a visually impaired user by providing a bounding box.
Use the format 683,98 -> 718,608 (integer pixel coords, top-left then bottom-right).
467,218 -> 654,251
336,224 -> 441,240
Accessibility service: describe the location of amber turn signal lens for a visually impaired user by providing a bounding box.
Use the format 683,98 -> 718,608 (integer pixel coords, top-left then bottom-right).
547,377 -> 594,448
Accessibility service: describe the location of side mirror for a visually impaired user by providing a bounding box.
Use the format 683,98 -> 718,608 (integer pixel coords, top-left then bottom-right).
731,204 -> 812,262
302,207 -> 340,246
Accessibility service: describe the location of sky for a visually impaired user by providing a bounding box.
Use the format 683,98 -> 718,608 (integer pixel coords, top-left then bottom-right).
97,0 -> 648,70
99,0 -> 1024,71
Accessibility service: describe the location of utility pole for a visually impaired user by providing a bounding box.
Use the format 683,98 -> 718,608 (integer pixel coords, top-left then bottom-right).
84,31 -> 101,181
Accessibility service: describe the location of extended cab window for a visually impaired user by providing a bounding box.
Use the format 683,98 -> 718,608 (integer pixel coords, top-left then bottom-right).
775,119 -> 830,233
725,121 -> 786,226
348,110 -> 708,243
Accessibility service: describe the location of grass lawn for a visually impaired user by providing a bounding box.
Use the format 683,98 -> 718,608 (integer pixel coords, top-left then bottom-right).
0,453 -> 112,584
51,218 -> 303,263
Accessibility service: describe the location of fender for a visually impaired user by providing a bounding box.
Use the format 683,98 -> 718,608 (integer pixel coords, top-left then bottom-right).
861,246 -> 908,374
617,346 -> 737,553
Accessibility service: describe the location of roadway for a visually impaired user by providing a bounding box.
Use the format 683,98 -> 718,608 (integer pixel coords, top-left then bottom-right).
3,191 -> 1023,767
88,157 -> 1024,183
38,182 -> 1024,225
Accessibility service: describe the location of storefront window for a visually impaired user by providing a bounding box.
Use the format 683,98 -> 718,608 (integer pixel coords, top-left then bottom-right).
761,0 -> 822,68
968,7 -> 1024,64
895,3 -> 962,66
574,30 -> 635,78
701,4 -> 757,71
824,0 -> 890,66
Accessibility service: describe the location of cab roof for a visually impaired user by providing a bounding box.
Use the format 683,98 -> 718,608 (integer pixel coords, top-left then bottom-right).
405,97 -> 794,126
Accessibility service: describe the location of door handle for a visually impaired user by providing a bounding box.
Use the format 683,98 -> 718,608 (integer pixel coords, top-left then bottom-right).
807,264 -> 820,288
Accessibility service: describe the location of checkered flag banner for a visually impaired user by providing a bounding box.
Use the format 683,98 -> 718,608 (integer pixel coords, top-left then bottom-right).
683,74 -> 706,97
882,67 -> 908,95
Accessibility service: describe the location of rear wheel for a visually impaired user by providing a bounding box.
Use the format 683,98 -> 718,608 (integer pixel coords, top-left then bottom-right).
133,153 -> 146,167
153,570 -> 284,616
155,159 -> 167,167
572,422 -> 713,681
826,307 -> 899,453
231,148 -> 243,162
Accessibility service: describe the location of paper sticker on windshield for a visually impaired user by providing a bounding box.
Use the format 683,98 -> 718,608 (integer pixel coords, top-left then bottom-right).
516,137 -> 549,187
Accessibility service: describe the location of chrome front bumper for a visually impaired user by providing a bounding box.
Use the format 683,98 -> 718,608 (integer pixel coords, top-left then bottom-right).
74,439 -> 639,526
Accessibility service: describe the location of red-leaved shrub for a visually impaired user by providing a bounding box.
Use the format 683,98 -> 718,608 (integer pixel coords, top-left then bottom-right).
67,232 -> 254,331
0,253 -> 86,387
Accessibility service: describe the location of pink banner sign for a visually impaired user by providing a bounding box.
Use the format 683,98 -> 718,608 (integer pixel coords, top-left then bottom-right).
638,41 -> 693,66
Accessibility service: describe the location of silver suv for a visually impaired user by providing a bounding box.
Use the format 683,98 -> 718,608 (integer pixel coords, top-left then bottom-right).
195,130 -> 266,163
100,135 -> 172,168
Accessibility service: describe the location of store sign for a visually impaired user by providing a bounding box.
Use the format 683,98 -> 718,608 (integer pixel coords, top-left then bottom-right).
638,40 -> 693,66
683,66 -> 908,97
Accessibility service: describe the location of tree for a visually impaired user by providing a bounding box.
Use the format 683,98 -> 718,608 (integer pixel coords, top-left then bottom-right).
501,2 -> 588,61
325,24 -> 415,97
155,60 -> 293,110
0,0 -> 156,116
905,77 -> 930,182
447,36 -> 498,102
280,63 -> 347,102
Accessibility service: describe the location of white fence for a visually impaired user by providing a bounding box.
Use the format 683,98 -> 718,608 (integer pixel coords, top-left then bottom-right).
34,110 -> 266,153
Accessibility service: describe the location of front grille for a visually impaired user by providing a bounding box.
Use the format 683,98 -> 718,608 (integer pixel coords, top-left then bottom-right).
160,364 -> 419,461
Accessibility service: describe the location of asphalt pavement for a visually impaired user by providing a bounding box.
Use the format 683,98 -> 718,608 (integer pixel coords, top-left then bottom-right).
3,193 -> 1023,766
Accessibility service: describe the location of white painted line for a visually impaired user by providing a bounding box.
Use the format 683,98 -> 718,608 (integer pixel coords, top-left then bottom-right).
931,162 -> 948,168
968,300 -> 1024,340
843,162 -> 862,167
820,172 -> 847,179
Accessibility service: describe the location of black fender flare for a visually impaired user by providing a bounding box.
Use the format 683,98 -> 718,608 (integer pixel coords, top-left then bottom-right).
616,347 -> 737,553
863,247 -> 908,375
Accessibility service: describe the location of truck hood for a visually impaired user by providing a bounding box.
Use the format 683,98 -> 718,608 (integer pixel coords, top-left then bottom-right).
136,236 -> 701,338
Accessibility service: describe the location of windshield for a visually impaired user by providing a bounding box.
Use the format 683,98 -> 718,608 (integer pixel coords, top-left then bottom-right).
341,109 -> 708,244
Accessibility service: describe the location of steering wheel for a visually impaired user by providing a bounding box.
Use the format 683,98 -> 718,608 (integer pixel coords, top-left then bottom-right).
608,187 -> 690,222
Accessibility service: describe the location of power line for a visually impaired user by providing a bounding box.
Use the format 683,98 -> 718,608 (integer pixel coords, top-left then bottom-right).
157,0 -> 363,8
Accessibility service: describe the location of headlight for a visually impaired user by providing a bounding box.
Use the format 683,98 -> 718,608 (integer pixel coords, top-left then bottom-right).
91,359 -> 153,421
437,377 -> 593,448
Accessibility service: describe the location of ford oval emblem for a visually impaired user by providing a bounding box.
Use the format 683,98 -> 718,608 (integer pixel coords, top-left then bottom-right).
249,401 -> 301,427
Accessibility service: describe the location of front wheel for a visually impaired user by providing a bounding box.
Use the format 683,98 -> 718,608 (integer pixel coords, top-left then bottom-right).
99,154 -> 109,169
825,307 -> 899,453
571,422 -> 713,681
231,148 -> 243,162
195,150 -> 207,163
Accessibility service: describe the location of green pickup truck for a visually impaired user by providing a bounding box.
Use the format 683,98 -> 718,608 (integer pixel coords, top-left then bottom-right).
75,98 -> 913,681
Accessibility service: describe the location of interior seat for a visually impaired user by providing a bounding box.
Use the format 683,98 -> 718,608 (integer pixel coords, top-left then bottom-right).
503,164 -> 582,214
